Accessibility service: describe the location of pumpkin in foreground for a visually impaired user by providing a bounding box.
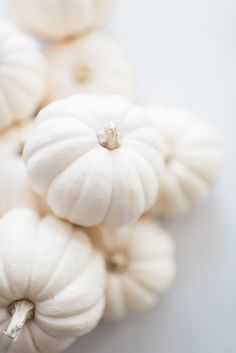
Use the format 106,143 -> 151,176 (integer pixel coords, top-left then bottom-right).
87,218 -> 176,320
0,20 -> 46,132
147,106 -> 223,217
44,31 -> 136,104
0,208 -> 105,353
0,123 -> 48,216
23,94 -> 163,228
8,0 -> 115,40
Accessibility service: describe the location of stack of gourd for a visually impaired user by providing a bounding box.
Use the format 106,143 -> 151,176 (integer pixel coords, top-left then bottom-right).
0,1 -> 223,353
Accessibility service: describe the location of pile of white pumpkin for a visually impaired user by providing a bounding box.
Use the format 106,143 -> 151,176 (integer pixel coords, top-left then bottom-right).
0,1 -> 223,353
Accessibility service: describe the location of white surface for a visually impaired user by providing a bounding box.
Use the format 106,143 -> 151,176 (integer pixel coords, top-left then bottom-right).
0,0 -> 235,352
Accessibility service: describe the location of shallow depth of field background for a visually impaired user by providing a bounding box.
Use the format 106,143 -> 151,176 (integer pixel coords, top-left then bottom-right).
0,0 -> 235,353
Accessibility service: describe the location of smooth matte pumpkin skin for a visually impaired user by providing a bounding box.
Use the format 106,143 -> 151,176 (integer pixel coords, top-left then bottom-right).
87,217 -> 176,320
8,0 -> 115,40
0,20 -> 47,132
147,106 -> 223,217
0,123 -> 48,216
24,94 -> 164,228
45,31 -> 137,104
0,208 -> 105,353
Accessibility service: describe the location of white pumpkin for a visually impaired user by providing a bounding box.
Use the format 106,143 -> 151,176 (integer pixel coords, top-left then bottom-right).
45,31 -> 137,103
87,218 -> 176,320
8,0 -> 115,40
23,94 -> 163,228
0,208 -> 105,353
0,20 -> 47,132
147,105 -> 223,216
0,123 -> 48,216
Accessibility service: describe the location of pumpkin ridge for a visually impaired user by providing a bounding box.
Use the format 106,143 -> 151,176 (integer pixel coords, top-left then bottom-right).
122,274 -> 156,308
34,235 -> 72,299
0,78 -> 17,123
128,156 -> 147,209
31,318 -> 63,340
100,154 -> 114,224
29,320 -> 76,351
176,151 -> 221,185
106,274 -> 126,319
125,147 -> 158,206
0,92 -> 12,127
0,57 -> 45,76
25,134 -> 94,162
35,229 -> 93,301
115,104 -> 135,130
37,110 -> 96,132
67,150 -> 105,214
120,274 -> 130,315
172,161 -> 209,203
0,254 -> 13,302
35,297 -> 104,337
1,35 -> 42,54
104,151 -> 144,226
35,250 -> 102,317
0,245 -> 23,301
25,218 -> 41,298
27,323 -> 43,353
0,75 -> 34,122
0,68 -> 40,100
36,291 -> 103,319
43,147 -> 100,222
26,142 -> 98,196
6,333 -> 14,353
0,307 -> 8,321
128,265 -> 172,296
125,136 -> 164,159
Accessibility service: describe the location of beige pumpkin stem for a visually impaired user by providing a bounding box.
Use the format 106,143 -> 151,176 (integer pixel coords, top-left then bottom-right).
75,64 -> 91,83
106,253 -> 128,273
97,123 -> 121,151
4,299 -> 35,341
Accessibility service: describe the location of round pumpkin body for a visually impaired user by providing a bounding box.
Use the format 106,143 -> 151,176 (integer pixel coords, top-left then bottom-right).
0,208 -> 105,353
147,106 -> 223,217
0,124 -> 48,216
45,31 -> 136,103
0,20 -> 47,132
87,218 -> 176,320
24,94 -> 163,228
8,0 -> 115,40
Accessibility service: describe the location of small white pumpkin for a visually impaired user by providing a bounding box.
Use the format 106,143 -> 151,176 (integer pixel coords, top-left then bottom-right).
45,31 -> 137,103
147,105 -> 223,216
0,123 -> 48,216
0,208 -> 105,353
0,20 -> 47,132
23,94 -> 163,228
8,0 -> 115,40
87,218 -> 176,320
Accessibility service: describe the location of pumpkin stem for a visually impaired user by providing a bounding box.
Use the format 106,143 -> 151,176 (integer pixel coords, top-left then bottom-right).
97,123 -> 121,151
106,253 -> 128,273
4,299 -> 35,341
75,64 -> 91,83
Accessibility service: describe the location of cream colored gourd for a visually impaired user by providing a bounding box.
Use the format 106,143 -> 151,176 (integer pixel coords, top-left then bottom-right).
8,0 -> 115,40
87,218 -> 176,320
45,31 -> 136,103
23,94 -> 163,228
147,106 -> 223,216
0,20 -> 47,131
0,208 -> 105,353
0,123 -> 48,216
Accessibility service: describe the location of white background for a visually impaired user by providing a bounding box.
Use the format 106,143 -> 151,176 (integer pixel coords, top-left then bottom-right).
1,0 -> 236,352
